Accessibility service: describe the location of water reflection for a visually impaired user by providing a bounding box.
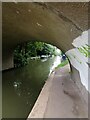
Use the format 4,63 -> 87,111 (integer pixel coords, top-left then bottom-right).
49,56 -> 61,75
13,80 -> 22,97
2,56 -> 61,118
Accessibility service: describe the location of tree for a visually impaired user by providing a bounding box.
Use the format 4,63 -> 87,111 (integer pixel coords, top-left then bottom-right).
14,41 -> 60,67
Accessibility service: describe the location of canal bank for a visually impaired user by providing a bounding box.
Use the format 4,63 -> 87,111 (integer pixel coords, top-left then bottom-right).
2,56 -> 61,119
28,64 -> 88,118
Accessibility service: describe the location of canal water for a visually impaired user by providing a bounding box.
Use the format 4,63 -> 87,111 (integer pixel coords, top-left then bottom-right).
2,56 -> 61,119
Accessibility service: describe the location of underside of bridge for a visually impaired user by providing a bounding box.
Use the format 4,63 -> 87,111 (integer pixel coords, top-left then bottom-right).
2,2 -> 89,107
2,2 -> 88,68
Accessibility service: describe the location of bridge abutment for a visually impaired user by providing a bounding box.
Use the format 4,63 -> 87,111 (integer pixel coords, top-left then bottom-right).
2,50 -> 14,70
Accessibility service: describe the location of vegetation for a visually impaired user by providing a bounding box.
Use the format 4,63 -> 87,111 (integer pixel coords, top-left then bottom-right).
78,44 -> 90,58
14,41 -> 61,67
55,59 -> 69,69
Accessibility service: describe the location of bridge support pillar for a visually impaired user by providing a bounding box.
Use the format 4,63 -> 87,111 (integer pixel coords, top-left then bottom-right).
2,50 -> 14,70
71,65 -> 88,105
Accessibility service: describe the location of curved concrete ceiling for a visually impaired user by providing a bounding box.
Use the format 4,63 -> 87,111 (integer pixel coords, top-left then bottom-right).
2,2 -> 88,51
2,2 -> 88,69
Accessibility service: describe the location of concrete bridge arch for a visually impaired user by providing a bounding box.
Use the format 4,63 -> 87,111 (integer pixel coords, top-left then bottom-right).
2,2 -> 89,110
2,2 -> 88,67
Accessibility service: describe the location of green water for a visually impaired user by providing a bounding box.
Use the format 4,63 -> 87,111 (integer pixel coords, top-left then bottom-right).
2,56 -> 61,119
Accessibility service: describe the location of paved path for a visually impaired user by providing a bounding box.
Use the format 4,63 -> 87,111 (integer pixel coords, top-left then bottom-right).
44,65 -> 88,118
28,64 -> 88,118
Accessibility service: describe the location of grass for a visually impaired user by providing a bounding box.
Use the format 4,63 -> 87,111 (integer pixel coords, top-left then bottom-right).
56,59 -> 69,69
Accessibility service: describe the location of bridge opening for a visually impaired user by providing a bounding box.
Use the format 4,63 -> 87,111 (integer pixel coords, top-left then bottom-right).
3,41 -> 70,119
2,2 -> 89,119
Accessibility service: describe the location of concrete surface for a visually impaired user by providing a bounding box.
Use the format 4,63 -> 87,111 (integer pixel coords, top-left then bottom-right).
71,65 -> 88,105
28,65 -> 88,118
28,72 -> 54,118
2,3 -> 89,118
2,2 -> 89,70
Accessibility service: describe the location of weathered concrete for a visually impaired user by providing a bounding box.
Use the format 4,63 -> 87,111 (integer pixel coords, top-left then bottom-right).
2,3 -> 89,118
28,71 -> 54,118
71,65 -> 88,105
2,2 -> 88,70
2,49 -> 14,70
28,65 -> 88,118
44,66 -> 88,118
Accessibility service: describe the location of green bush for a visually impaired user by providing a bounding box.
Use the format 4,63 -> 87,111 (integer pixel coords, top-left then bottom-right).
14,41 -> 60,67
